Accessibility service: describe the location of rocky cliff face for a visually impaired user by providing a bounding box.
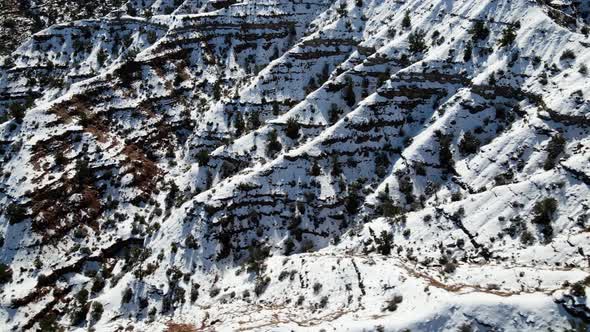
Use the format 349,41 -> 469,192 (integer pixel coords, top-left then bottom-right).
1,0 -> 590,331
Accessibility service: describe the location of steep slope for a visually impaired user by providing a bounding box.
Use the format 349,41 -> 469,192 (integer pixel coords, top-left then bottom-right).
0,0 -> 590,331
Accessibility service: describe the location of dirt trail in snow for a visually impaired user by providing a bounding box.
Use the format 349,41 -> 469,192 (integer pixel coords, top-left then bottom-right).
183,250 -> 583,331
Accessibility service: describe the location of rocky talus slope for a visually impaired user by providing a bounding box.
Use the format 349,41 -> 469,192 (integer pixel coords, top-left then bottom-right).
1,0 -> 590,331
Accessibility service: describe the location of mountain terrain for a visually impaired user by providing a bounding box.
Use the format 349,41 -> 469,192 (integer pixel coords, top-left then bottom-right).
1,0 -> 590,331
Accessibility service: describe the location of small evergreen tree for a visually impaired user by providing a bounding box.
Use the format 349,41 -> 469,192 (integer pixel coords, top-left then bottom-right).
265,130 -> 282,157
328,104 -> 341,124
458,131 -> 480,155
285,117 -> 300,140
437,132 -> 455,173
91,302 -> 104,321
408,30 -> 427,54
247,111 -> 261,130
343,77 -> 356,107
463,43 -> 473,62
543,134 -> 565,170
195,150 -> 210,166
330,155 -> 341,176
470,21 -> 490,42
376,231 -> 393,255
310,160 -> 321,176
402,11 -> 411,29
6,203 -> 26,224
234,112 -> 245,136
498,25 -> 517,47
0,263 -> 12,284
532,198 -> 558,225
97,49 -> 108,67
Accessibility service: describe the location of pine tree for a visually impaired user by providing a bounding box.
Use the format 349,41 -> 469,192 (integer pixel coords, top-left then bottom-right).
97,49 -> 108,67
265,130 -> 282,157
234,112 -> 245,136
248,111 -> 261,130
285,117 -> 300,140
343,77 -> 355,107
408,29 -> 427,54
470,21 -> 489,42
402,11 -> 411,29
498,25 -> 517,47
310,160 -> 321,176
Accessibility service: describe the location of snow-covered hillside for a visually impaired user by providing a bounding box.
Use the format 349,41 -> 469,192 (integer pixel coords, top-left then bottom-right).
0,0 -> 589,331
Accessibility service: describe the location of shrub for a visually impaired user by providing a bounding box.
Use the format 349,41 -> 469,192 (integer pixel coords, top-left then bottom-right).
344,182 -> 361,214
543,134 -> 565,170
70,303 -> 89,325
313,282 -> 323,294
383,294 -> 403,311
9,103 -> 25,123
443,262 -> 457,274
209,287 -> 220,298
520,230 -> 534,245
377,194 -> 402,218
97,49 -> 108,66
6,203 -> 27,224
532,197 -> 558,225
328,104 -> 342,124
296,295 -> 305,305
437,132 -> 454,173
91,277 -> 105,293
463,43 -> 473,62
415,162 -> 427,176
343,77 -> 356,107
470,21 -> 489,42
234,113 -> 245,136
76,289 -> 89,304
458,324 -> 473,332
246,245 -> 270,274
189,283 -> 200,302
195,150 -> 209,165
310,160 -> 321,176
560,49 -> 576,61
91,302 -> 104,321
408,30 -> 427,54
265,130 -> 282,157
122,287 -> 133,303
498,25 -> 517,47
254,276 -> 271,296
375,231 -> 393,256
0,264 -> 12,284
458,131 -> 480,155
285,117 -> 300,140
38,312 -> 61,331
248,111 -> 261,130
147,31 -> 158,44
330,155 -> 342,176
571,282 -> 586,297
401,11 -> 411,29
